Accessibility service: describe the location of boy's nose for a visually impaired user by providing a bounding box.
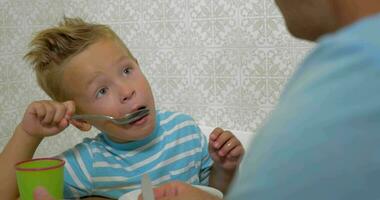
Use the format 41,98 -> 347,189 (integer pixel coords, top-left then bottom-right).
121,90 -> 135,102
119,84 -> 136,103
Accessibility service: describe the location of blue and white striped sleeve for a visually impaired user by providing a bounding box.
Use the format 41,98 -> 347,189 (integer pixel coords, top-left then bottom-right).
56,142 -> 94,198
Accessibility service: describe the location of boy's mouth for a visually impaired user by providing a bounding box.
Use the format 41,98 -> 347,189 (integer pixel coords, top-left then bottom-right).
127,106 -> 149,125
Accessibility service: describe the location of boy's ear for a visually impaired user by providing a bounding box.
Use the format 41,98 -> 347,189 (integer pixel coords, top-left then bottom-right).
70,119 -> 92,132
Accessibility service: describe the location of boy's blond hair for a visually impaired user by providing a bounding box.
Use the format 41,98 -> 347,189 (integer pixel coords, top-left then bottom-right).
24,17 -> 134,101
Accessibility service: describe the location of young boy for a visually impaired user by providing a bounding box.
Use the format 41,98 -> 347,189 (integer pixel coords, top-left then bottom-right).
0,17 -> 244,199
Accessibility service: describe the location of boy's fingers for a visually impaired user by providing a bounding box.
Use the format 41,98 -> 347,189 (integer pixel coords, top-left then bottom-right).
52,102 -> 67,124
228,145 -> 245,158
218,137 -> 240,156
209,127 -> 224,141
63,100 -> 76,117
51,101 -> 75,129
37,103 -> 49,125
41,103 -> 55,125
31,102 -> 46,120
212,131 -> 233,149
58,118 -> 70,129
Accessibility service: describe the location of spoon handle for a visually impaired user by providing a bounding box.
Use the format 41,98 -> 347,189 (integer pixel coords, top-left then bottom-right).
71,114 -> 112,121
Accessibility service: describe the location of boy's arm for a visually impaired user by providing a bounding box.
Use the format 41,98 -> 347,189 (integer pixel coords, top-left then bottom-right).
0,125 -> 43,200
0,100 -> 75,200
207,128 -> 245,194
209,164 -> 237,194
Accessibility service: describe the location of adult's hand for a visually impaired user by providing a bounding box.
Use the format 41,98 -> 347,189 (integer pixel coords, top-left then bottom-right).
138,181 -> 222,200
33,187 -> 54,200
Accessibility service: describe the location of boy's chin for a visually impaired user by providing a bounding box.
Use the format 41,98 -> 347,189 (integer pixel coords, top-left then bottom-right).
107,131 -> 152,143
129,131 -> 152,141
120,124 -> 155,141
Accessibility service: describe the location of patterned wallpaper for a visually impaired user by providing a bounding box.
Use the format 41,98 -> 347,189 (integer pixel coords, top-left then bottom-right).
0,0 -> 313,156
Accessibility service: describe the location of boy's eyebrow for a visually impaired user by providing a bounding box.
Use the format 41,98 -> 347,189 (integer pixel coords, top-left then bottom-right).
85,56 -> 132,87
86,72 -> 102,87
113,55 -> 130,66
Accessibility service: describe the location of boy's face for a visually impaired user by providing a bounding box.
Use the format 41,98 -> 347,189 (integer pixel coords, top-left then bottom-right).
62,38 -> 156,142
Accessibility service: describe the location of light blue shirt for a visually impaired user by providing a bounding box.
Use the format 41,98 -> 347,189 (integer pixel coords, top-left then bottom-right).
227,13 -> 380,199
58,110 -> 212,199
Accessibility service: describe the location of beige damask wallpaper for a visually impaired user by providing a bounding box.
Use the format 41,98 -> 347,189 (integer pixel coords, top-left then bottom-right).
0,0 -> 313,156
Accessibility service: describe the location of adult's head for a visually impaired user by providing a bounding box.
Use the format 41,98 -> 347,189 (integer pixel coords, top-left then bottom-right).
275,0 -> 380,41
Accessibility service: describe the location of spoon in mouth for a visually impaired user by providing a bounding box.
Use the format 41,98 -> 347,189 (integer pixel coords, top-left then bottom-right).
71,108 -> 149,125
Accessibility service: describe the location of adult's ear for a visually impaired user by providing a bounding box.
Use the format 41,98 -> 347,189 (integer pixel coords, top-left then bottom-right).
70,119 -> 92,132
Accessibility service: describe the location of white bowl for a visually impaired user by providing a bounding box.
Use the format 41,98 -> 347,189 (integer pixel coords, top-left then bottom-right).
119,184 -> 223,200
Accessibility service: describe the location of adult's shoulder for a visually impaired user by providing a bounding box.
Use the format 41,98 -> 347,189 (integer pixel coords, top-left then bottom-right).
311,13 -> 380,64
281,18 -> 380,103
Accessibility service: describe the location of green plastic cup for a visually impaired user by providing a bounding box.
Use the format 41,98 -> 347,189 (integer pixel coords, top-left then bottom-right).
15,158 -> 65,200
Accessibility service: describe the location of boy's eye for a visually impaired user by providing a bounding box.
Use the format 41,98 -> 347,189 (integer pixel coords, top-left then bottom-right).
123,67 -> 131,75
96,87 -> 108,98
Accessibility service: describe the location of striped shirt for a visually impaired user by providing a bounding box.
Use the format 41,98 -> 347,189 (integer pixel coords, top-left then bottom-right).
57,110 -> 213,199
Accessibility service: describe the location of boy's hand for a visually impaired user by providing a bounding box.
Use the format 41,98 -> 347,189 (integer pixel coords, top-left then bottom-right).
208,128 -> 245,171
20,100 -> 75,138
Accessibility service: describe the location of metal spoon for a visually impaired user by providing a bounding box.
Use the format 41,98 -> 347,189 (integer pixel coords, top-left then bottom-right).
71,108 -> 149,125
